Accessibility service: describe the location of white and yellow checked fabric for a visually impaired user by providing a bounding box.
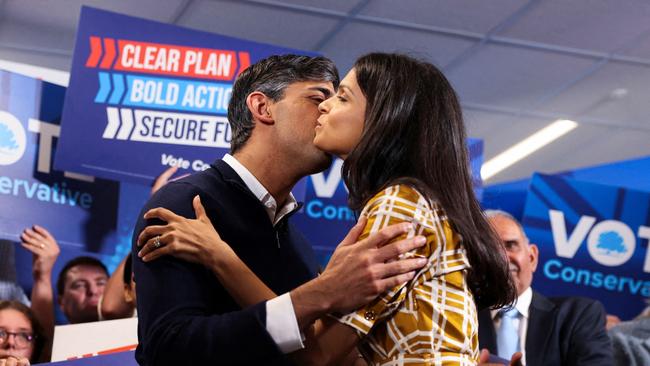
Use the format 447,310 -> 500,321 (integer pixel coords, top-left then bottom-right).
336,184 -> 479,365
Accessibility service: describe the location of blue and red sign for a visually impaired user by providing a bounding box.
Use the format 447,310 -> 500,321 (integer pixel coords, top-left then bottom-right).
54,7 -> 315,185
0,70 -> 119,252
522,173 -> 650,319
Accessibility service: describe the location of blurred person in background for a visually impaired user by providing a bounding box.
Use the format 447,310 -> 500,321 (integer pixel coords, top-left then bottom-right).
479,210 -> 612,366
609,300 -> 650,365
0,242 -> 29,306
55,256 -> 108,324
0,301 -> 46,365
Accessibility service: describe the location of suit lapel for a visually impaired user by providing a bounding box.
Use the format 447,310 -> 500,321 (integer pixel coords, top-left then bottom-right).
525,291 -> 556,365
478,309 -> 497,353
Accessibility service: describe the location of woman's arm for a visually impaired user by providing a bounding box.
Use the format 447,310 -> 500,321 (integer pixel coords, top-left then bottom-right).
99,255 -> 136,319
137,195 -> 275,306
20,225 -> 60,363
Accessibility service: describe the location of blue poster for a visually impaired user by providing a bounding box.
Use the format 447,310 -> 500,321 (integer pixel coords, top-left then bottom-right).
522,173 -> 650,319
54,6 -> 316,186
294,139 -> 484,262
38,351 -> 136,365
0,70 -> 119,252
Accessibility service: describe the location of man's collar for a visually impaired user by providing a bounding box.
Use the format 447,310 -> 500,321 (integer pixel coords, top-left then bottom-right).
222,154 -> 298,225
491,286 -> 533,319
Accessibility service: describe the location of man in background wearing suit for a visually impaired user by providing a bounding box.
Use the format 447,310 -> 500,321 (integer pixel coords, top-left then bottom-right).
479,210 -> 613,366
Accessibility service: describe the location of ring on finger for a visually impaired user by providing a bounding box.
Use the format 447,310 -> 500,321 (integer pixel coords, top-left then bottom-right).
153,235 -> 162,249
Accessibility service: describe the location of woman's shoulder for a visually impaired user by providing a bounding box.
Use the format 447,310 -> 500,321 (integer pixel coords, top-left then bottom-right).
369,183 -> 426,202
363,183 -> 431,213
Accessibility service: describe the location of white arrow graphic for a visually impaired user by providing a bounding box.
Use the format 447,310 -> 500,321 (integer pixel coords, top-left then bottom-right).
116,108 -> 135,140
102,107 -> 121,139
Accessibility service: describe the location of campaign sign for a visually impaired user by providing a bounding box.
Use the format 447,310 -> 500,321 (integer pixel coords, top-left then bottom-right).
0,70 -> 118,252
294,139 -> 484,263
41,351 -> 136,366
522,173 -> 650,319
51,318 -> 137,362
55,7 -> 316,185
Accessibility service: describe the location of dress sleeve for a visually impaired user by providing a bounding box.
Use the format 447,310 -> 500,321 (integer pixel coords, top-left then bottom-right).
334,184 -> 443,335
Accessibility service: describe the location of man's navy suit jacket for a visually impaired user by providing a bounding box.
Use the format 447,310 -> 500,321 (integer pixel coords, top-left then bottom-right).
478,290 -> 613,366
132,160 -> 318,365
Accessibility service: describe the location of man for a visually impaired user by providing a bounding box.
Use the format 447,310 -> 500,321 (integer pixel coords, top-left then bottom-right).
132,55 -> 427,365
479,210 -> 613,366
56,256 -> 108,324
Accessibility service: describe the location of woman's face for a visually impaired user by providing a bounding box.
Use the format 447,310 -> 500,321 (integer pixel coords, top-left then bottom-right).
315,69 -> 366,159
0,309 -> 34,360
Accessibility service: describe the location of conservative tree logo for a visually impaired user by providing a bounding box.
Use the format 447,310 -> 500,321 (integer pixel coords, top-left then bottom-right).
0,110 -> 26,165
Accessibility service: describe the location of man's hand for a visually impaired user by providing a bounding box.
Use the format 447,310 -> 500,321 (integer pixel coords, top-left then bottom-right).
291,219 -> 427,328
20,225 -> 60,280
319,221 -> 426,313
478,349 -> 522,366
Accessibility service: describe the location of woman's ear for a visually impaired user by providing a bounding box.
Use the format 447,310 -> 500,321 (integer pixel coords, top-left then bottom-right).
246,91 -> 274,125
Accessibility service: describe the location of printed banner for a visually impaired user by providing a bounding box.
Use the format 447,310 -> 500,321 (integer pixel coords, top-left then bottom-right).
42,351 -> 136,366
55,6 -> 316,185
0,70 -> 119,252
522,173 -> 650,319
51,318 -> 137,362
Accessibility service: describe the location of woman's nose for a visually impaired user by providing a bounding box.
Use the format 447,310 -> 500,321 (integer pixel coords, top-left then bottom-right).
318,98 -> 329,113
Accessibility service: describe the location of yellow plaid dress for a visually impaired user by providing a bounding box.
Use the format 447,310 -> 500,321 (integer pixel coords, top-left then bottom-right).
336,184 -> 479,365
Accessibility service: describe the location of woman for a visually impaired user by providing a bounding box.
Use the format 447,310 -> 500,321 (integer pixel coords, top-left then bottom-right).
0,301 -> 46,366
137,53 -> 515,365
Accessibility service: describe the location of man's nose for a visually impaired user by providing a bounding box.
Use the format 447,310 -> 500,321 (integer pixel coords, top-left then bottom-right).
88,282 -> 100,296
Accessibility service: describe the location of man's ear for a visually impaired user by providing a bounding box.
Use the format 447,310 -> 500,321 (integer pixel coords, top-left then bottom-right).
123,285 -> 135,304
529,243 -> 539,273
246,91 -> 274,125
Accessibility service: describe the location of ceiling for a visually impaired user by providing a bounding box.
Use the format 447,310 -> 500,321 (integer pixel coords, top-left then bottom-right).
1,0 -> 649,184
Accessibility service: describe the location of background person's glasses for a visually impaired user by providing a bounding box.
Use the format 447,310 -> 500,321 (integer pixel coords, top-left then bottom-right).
0,328 -> 34,348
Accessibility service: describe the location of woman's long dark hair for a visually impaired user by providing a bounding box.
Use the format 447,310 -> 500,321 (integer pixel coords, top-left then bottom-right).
343,53 -> 516,309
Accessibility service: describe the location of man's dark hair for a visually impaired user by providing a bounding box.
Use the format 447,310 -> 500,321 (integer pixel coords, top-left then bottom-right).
56,256 -> 109,296
227,54 -> 339,153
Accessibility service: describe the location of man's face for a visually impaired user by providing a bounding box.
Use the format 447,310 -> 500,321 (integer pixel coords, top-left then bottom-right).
59,264 -> 108,323
488,215 -> 538,296
267,80 -> 335,175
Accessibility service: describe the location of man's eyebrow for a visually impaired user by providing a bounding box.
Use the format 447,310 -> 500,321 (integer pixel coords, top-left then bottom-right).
308,86 -> 333,98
